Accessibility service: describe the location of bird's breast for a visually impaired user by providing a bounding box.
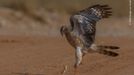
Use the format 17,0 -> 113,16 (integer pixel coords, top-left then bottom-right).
65,32 -> 83,48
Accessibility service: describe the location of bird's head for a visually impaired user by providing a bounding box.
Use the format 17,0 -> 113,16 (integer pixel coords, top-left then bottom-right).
60,26 -> 67,36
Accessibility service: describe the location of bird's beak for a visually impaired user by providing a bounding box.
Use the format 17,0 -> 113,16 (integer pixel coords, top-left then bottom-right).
60,26 -> 64,36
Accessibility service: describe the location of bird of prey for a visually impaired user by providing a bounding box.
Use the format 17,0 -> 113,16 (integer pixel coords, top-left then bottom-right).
60,4 -> 119,69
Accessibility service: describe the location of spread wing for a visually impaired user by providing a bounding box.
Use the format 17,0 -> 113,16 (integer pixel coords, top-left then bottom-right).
70,4 -> 112,47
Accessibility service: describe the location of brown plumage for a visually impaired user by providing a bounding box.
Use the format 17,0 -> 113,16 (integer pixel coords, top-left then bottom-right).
60,4 -> 120,69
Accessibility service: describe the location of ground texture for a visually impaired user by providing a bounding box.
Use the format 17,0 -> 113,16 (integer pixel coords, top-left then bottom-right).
0,35 -> 134,75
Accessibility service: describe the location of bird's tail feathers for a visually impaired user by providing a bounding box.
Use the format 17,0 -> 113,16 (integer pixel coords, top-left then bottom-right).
97,45 -> 120,50
98,49 -> 119,57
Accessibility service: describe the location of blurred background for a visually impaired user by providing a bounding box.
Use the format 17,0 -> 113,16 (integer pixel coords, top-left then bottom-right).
0,0 -> 133,37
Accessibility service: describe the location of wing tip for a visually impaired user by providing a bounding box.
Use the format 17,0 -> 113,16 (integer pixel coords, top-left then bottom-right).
79,4 -> 113,19
100,4 -> 112,18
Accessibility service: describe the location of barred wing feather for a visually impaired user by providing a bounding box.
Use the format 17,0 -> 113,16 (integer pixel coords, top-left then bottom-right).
70,4 -> 112,47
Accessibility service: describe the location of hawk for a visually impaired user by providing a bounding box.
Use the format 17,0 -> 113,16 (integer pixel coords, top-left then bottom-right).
60,4 -> 119,69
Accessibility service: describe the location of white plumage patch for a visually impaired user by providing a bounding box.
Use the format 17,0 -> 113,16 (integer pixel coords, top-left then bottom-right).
74,15 -> 85,23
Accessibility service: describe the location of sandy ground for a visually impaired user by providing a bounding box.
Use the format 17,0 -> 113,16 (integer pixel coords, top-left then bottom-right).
0,4 -> 134,75
0,35 -> 134,75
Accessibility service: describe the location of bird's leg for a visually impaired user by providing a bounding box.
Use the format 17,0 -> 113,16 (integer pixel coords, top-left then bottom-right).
74,47 -> 83,68
74,47 -> 83,75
